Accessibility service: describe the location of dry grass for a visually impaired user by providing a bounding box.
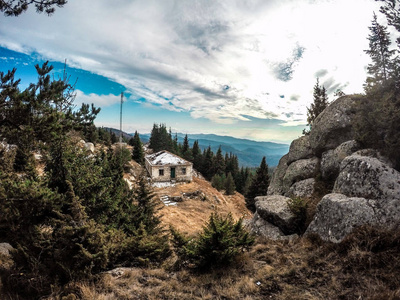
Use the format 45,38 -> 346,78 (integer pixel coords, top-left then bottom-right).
48,226 -> 400,300
155,176 -> 252,236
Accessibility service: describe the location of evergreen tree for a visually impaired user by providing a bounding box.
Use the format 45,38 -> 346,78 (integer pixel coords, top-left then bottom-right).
246,157 -> 269,211
212,146 -> 226,176
132,131 -> 144,165
171,213 -> 255,270
304,78 -> 329,134
133,172 -> 161,233
364,12 -> 395,92
1,0 -> 67,16
149,123 -> 173,152
110,131 -> 118,144
192,140 -> 203,170
226,153 -> 239,179
377,0 -> 400,48
201,146 -> 214,180
211,173 -> 226,191
182,134 -> 193,161
225,172 -> 236,195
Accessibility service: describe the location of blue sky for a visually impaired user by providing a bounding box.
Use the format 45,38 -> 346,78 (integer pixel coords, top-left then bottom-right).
0,0 -> 387,143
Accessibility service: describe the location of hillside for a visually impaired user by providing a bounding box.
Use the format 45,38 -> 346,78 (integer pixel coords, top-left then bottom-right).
154,176 -> 251,235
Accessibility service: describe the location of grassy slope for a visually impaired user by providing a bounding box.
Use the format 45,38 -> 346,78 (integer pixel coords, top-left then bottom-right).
57,226 -> 400,300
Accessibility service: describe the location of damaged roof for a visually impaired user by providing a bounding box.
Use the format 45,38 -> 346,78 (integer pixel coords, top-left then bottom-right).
145,150 -> 192,166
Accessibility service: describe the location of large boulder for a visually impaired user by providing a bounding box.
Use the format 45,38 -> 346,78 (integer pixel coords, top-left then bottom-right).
310,96 -> 358,156
255,195 -> 297,235
305,193 -> 378,243
287,135 -> 313,165
286,178 -> 315,199
320,140 -> 360,180
245,212 -> 287,240
333,154 -> 400,201
267,154 -> 289,195
282,157 -> 320,193
307,153 -> 400,242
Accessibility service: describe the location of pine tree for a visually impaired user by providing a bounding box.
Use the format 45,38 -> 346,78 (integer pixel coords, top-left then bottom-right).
304,78 -> 329,134
364,12 -> 395,93
149,123 -> 173,152
182,134 -> 193,161
211,173 -> 226,191
134,172 -> 161,233
246,157 -> 269,211
377,0 -> 400,48
225,172 -> 236,195
192,140 -> 202,170
212,146 -> 226,176
132,131 -> 144,165
201,146 -> 214,180
171,213 -> 255,270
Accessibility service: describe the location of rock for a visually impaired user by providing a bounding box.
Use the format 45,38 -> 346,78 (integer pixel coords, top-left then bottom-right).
255,195 -> 297,235
267,154 -> 289,195
305,193 -> 378,243
245,213 -> 287,240
84,142 -> 95,153
0,243 -> 14,257
287,135 -> 313,165
310,96 -> 358,156
321,140 -> 360,180
170,196 -> 184,202
286,178 -> 315,199
282,157 -> 320,193
333,154 -> 400,201
353,148 -> 395,168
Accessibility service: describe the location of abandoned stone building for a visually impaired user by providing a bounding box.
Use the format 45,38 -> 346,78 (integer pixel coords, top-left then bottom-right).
145,150 -> 193,183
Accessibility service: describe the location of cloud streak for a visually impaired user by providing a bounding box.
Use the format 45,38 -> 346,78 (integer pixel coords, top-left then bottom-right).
0,0 -> 382,130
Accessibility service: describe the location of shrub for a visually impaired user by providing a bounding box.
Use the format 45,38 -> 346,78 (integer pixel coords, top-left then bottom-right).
171,213 -> 255,270
288,197 -> 308,234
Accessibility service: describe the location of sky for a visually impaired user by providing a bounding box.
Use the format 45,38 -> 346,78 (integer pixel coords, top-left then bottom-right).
0,0 -> 389,144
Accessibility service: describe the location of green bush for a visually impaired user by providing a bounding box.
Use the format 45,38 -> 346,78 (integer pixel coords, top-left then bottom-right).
171,213 -> 255,270
288,197 -> 308,234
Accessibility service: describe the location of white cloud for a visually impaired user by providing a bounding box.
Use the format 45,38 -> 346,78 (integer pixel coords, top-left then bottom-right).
0,0 -> 382,128
74,90 -> 121,108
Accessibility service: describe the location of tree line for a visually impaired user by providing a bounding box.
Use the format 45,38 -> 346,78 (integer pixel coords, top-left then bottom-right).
142,123 -> 270,210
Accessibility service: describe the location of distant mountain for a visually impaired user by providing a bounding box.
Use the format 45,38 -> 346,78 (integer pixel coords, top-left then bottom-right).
103,127 -> 134,141
137,132 -> 289,167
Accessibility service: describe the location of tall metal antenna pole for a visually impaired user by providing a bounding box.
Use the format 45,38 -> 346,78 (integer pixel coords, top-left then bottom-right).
119,92 -> 123,144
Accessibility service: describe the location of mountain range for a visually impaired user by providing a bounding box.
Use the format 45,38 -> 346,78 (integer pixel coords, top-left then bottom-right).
104,128 -> 289,167
139,132 -> 289,167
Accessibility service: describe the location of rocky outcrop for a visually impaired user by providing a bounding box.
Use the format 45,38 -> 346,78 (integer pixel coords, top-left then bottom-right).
267,154 -> 289,195
305,193 -> 379,243
333,154 -> 400,200
282,157 -> 319,193
309,96 -> 357,156
254,195 -> 297,235
250,95 -> 400,242
245,212 -> 288,240
320,140 -> 360,180
287,135 -> 313,165
286,178 -> 315,199
306,154 -> 400,242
